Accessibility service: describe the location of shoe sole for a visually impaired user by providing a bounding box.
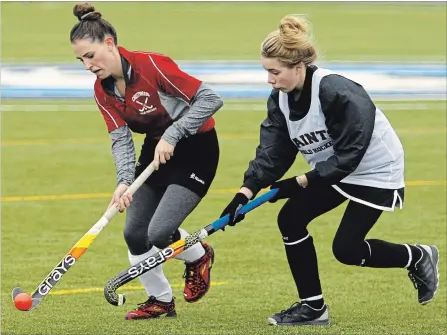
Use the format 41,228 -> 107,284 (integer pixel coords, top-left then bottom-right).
184,245 -> 215,303
125,310 -> 177,320
419,245 -> 439,305
267,317 -> 330,326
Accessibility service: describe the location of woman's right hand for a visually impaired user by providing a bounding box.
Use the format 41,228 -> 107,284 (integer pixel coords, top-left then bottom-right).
109,184 -> 132,212
219,187 -> 253,226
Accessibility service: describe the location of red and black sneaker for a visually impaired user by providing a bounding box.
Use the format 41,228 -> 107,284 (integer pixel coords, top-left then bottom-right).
183,242 -> 215,303
125,296 -> 176,320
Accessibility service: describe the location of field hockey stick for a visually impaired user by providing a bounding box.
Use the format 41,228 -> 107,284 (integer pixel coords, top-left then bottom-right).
12,162 -> 156,311
103,188 -> 278,306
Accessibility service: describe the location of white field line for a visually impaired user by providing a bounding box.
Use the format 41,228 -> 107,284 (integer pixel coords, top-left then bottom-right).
0,102 -> 446,112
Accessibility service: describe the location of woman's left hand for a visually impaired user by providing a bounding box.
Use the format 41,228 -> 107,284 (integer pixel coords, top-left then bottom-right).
154,139 -> 175,170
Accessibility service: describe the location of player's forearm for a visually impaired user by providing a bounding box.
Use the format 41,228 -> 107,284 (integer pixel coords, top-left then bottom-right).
162,83 -> 223,145
110,126 -> 136,186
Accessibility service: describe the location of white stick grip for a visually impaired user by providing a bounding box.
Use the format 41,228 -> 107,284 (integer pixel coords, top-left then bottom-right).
128,162 -> 156,195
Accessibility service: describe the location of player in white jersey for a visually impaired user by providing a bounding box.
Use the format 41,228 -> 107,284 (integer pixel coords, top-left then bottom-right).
220,15 -> 439,326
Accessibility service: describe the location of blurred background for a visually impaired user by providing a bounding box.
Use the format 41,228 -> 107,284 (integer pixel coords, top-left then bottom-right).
1,2 -> 446,335
2,2 -> 446,61
1,1 -> 446,100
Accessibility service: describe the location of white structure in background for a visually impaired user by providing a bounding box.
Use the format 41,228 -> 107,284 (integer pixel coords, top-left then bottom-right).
1,62 -> 446,100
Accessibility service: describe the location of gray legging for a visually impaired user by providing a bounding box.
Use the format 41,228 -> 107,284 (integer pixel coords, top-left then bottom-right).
124,183 -> 201,256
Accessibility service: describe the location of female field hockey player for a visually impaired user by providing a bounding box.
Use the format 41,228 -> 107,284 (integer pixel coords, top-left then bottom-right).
220,14 -> 439,326
70,3 -> 223,320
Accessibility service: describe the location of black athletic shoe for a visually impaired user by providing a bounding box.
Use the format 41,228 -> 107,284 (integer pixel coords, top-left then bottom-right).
408,244 -> 439,305
268,301 -> 329,326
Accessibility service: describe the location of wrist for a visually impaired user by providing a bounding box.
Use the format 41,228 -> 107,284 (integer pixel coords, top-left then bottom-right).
117,180 -> 132,187
161,127 -> 180,146
239,187 -> 253,200
295,175 -> 308,188
242,179 -> 261,198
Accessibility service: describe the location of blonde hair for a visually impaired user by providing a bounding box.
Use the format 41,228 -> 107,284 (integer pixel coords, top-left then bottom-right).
261,15 -> 317,67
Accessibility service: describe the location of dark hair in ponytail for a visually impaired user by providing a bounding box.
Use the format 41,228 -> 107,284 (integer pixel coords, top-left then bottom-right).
70,3 -> 118,44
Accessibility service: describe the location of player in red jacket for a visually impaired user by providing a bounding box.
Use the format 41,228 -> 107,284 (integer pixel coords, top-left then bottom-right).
70,3 -> 223,320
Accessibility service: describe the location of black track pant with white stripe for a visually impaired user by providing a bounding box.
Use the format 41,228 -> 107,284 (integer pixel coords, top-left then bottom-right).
277,185 -> 415,300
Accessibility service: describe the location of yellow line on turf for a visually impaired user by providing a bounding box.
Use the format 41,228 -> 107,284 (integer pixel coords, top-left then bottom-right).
49,281 -> 228,295
1,193 -> 112,202
2,128 -> 445,147
1,182 -> 445,203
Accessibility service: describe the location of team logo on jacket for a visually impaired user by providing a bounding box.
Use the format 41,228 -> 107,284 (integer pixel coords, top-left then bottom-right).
132,91 -> 157,115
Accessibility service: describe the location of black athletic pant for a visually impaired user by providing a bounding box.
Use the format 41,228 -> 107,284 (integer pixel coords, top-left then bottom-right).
277,185 -> 412,300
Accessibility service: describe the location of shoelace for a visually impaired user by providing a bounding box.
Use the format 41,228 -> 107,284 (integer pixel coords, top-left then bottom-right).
279,301 -> 302,316
408,271 -> 428,290
183,252 -> 208,285
183,264 -> 199,285
136,297 -> 158,311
